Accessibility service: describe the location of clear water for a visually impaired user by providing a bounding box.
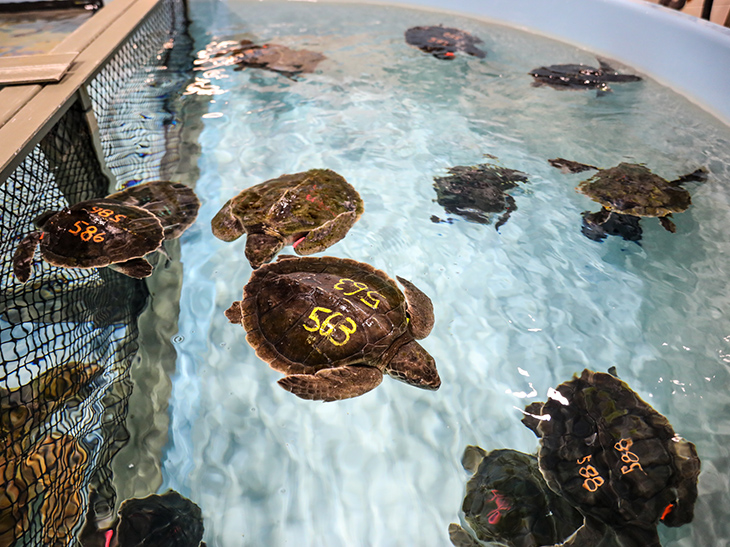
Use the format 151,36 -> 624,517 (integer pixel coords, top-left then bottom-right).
155,1 -> 730,545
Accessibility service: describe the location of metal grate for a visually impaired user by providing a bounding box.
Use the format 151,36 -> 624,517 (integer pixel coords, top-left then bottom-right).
0,0 -> 190,544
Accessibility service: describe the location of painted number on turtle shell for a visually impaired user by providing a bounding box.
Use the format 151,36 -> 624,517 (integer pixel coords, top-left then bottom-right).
68,221 -> 105,242
89,206 -> 127,223
614,438 -> 644,475
576,455 -> 605,492
333,278 -> 383,309
303,306 -> 357,346
486,489 -> 512,525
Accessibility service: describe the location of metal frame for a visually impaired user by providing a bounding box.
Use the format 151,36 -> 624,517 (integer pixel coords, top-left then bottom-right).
0,0 -> 164,183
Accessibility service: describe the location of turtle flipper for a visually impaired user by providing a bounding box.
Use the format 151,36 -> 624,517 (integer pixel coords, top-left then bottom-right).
293,210 -> 359,256
448,523 -> 482,547
554,520 -> 606,546
659,214 -> 677,233
495,195 -> 516,232
386,340 -> 440,390
211,200 -> 245,242
13,231 -> 42,283
548,158 -> 597,174
224,301 -> 243,324
245,232 -> 285,268
277,365 -> 383,401
396,276 -> 434,339
671,168 -> 708,186
109,258 -> 154,278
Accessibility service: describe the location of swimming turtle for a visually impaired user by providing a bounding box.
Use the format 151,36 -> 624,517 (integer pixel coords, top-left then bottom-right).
12,181 -> 200,282
529,60 -> 641,94
107,180 -> 201,240
451,446 -> 583,547
79,489 -> 205,547
211,169 -> 364,269
522,369 -> 701,547
213,39 -> 326,77
549,158 -> 707,233
405,25 -> 486,60
225,255 -> 440,401
433,163 -> 529,229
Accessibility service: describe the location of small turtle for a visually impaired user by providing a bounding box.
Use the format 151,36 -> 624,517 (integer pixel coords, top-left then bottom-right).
225,255 -> 440,401
213,39 -> 325,77
522,369 -> 701,547
12,181 -> 200,282
107,180 -> 201,240
451,446 -> 583,547
79,489 -> 205,547
549,158 -> 707,233
405,25 -> 486,60
433,163 -> 529,229
211,169 -> 364,269
529,60 -> 641,95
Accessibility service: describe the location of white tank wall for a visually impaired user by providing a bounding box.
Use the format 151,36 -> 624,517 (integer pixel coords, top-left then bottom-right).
312,0 -> 730,125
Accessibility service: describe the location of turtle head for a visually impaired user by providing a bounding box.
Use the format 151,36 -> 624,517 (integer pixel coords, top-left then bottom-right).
245,232 -> 284,269
33,210 -> 58,229
386,340 -> 440,391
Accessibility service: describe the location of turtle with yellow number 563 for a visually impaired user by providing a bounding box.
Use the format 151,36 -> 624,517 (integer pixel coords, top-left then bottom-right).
12,181 -> 199,282
225,255 -> 441,401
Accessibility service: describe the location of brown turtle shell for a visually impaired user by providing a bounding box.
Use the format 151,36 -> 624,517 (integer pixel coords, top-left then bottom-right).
106,180 -> 200,240
577,163 -> 691,218
405,25 -> 486,60
38,199 -> 164,269
522,369 -> 701,543
238,255 -> 409,375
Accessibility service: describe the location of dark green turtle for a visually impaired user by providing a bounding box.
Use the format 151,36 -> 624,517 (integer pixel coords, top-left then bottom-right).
522,369 -> 701,547
451,446 -> 583,547
12,181 -> 200,282
79,489 -> 205,547
529,60 -> 641,95
212,39 -> 326,77
225,255 -> 440,401
433,163 -> 529,229
405,25 -> 486,60
211,169 -> 364,269
549,158 -> 707,233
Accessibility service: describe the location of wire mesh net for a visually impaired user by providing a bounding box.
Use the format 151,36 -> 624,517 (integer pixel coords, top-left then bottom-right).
0,0 -> 190,544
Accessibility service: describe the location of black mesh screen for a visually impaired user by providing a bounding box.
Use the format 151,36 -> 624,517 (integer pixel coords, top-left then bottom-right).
0,0 -> 190,544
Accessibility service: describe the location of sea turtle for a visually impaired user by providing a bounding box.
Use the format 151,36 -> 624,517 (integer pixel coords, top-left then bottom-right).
211,39 -> 326,77
405,25 -> 486,60
79,490 -> 205,547
522,369 -> 701,547
433,163 -> 529,229
549,158 -> 707,233
12,181 -> 200,282
451,446 -> 583,547
225,255 -> 440,401
211,169 -> 364,269
529,60 -> 641,94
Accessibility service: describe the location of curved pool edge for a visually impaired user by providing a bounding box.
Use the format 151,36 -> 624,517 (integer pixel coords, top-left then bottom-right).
298,0 -> 730,127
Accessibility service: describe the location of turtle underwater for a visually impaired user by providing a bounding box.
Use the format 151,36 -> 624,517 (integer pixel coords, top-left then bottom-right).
207,39 -> 326,77
529,59 -> 642,95
405,25 -> 486,60
225,255 -> 440,401
433,163 -> 529,230
549,158 -> 707,234
450,446 -> 583,547
12,181 -> 200,282
211,169 -> 364,269
522,369 -> 701,547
